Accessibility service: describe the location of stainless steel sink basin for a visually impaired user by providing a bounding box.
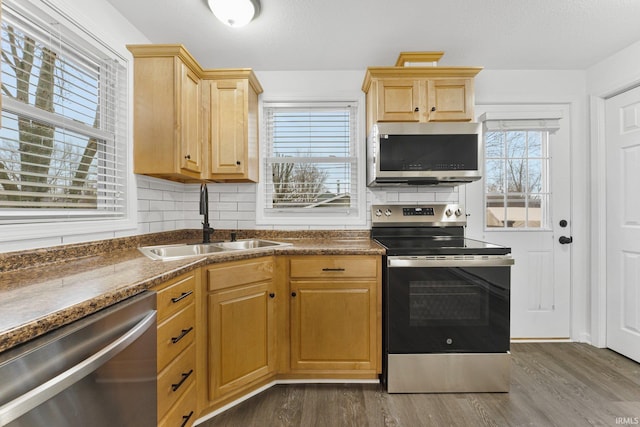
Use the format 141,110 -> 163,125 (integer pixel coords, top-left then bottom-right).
138,243 -> 228,261
139,239 -> 291,261
215,239 -> 285,250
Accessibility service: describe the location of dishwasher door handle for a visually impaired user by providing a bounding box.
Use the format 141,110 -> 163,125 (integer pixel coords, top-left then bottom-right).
0,310 -> 156,425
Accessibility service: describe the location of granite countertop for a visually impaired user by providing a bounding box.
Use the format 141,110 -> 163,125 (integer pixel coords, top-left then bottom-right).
0,230 -> 385,353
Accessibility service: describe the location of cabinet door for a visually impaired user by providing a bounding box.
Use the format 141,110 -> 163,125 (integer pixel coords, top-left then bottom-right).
208,281 -> 275,399
208,79 -> 246,177
180,64 -> 203,173
377,79 -> 421,122
427,78 -> 474,121
290,280 -> 377,372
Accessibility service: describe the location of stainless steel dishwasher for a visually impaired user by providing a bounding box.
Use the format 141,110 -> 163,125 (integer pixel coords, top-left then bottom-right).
0,291 -> 157,427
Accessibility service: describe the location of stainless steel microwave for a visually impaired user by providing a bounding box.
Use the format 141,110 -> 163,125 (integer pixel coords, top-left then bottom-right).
367,122 -> 482,186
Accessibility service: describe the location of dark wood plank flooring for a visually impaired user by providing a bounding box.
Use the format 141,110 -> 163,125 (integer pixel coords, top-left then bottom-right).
198,343 -> 640,427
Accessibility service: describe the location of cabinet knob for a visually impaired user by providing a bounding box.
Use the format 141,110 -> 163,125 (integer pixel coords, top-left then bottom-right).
236,161 -> 241,165
269,293 -> 275,298
184,154 -> 191,160
431,106 -> 436,112
414,107 -> 419,112
291,292 -> 297,297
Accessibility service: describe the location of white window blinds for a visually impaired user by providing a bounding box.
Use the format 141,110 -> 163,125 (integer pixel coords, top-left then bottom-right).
262,102 -> 359,217
0,0 -> 128,222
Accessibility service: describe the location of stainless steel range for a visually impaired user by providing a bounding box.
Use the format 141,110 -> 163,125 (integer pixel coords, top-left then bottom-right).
371,204 -> 514,393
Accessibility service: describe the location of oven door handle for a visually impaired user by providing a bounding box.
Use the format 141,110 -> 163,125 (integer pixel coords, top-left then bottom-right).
388,256 -> 514,268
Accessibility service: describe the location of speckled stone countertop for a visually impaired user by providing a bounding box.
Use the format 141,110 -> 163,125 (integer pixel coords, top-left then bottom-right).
0,229 -> 385,353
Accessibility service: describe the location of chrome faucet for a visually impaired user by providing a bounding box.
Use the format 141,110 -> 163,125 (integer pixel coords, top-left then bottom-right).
200,183 -> 214,243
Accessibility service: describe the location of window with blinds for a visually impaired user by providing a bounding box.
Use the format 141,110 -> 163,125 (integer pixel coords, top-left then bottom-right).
262,102 -> 359,219
0,0 -> 127,223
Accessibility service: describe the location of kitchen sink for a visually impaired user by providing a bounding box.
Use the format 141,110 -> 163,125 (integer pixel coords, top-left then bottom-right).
215,239 -> 285,250
139,239 -> 291,261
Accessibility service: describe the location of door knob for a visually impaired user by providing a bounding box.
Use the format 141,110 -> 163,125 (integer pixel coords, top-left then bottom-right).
559,236 -> 573,244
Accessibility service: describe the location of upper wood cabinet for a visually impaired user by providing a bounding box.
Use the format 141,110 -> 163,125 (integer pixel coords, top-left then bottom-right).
202,70 -> 262,182
127,45 -> 263,183
362,52 -> 482,130
128,45 -> 204,183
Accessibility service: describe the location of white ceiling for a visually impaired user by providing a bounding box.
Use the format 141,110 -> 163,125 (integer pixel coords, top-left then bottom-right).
105,0 -> 640,71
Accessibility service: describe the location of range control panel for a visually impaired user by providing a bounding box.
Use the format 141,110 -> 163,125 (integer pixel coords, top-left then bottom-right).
371,204 -> 466,227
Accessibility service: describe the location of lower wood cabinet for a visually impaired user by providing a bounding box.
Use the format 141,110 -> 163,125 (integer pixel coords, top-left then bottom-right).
153,269 -> 200,427
195,254 -> 381,417
287,256 -> 381,375
205,257 -> 276,401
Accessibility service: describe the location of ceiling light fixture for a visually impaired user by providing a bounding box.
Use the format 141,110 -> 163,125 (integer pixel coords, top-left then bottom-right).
207,0 -> 261,28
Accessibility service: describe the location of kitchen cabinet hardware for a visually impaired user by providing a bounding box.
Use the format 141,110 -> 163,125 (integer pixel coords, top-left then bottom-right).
291,292 -> 297,297
236,161 -> 241,165
414,107 -> 419,112
559,236 -> 573,244
171,291 -> 193,304
269,293 -> 275,298
180,411 -> 194,427
171,369 -> 194,392
171,327 -> 194,344
322,267 -> 346,272
431,106 -> 436,111
184,154 -> 191,160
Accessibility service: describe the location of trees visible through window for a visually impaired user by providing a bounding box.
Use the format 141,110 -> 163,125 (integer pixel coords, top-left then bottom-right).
0,1 -> 127,222
262,102 -> 359,217
485,129 -> 550,229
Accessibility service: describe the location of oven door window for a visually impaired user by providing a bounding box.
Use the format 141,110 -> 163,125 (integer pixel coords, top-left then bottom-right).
387,266 -> 510,353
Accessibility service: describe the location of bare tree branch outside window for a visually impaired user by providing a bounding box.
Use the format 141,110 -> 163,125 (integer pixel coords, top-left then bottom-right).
0,23 -> 102,209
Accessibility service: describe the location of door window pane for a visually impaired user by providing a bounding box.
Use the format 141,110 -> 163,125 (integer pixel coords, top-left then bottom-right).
484,130 -> 550,229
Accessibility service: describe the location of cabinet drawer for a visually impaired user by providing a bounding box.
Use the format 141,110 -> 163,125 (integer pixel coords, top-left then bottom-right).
155,273 -> 196,323
158,344 -> 195,420
157,304 -> 195,372
207,257 -> 274,291
158,382 -> 196,427
289,256 -> 378,279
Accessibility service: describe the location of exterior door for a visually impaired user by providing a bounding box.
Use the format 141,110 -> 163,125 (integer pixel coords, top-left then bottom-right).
606,86 -> 640,362
466,105 -> 572,339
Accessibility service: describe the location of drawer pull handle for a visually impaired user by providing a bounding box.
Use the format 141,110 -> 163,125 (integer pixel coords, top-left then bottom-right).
171,369 -> 194,392
171,291 -> 193,303
171,327 -> 194,344
180,411 -> 194,427
322,268 -> 345,272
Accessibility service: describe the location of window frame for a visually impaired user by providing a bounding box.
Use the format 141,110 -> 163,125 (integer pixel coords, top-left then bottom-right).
480,111 -> 562,232
256,100 -> 367,227
0,0 -> 136,243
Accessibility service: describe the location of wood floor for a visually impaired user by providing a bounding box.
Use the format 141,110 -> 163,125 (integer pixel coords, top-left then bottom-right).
199,343 -> 640,427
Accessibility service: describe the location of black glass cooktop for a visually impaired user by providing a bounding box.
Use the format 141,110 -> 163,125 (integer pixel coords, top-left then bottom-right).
372,234 -> 511,256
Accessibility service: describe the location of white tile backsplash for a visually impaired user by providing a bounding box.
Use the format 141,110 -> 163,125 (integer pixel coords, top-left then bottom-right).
135,175 -> 461,233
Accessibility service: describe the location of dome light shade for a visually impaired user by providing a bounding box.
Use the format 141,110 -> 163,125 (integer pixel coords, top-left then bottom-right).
207,0 -> 260,28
